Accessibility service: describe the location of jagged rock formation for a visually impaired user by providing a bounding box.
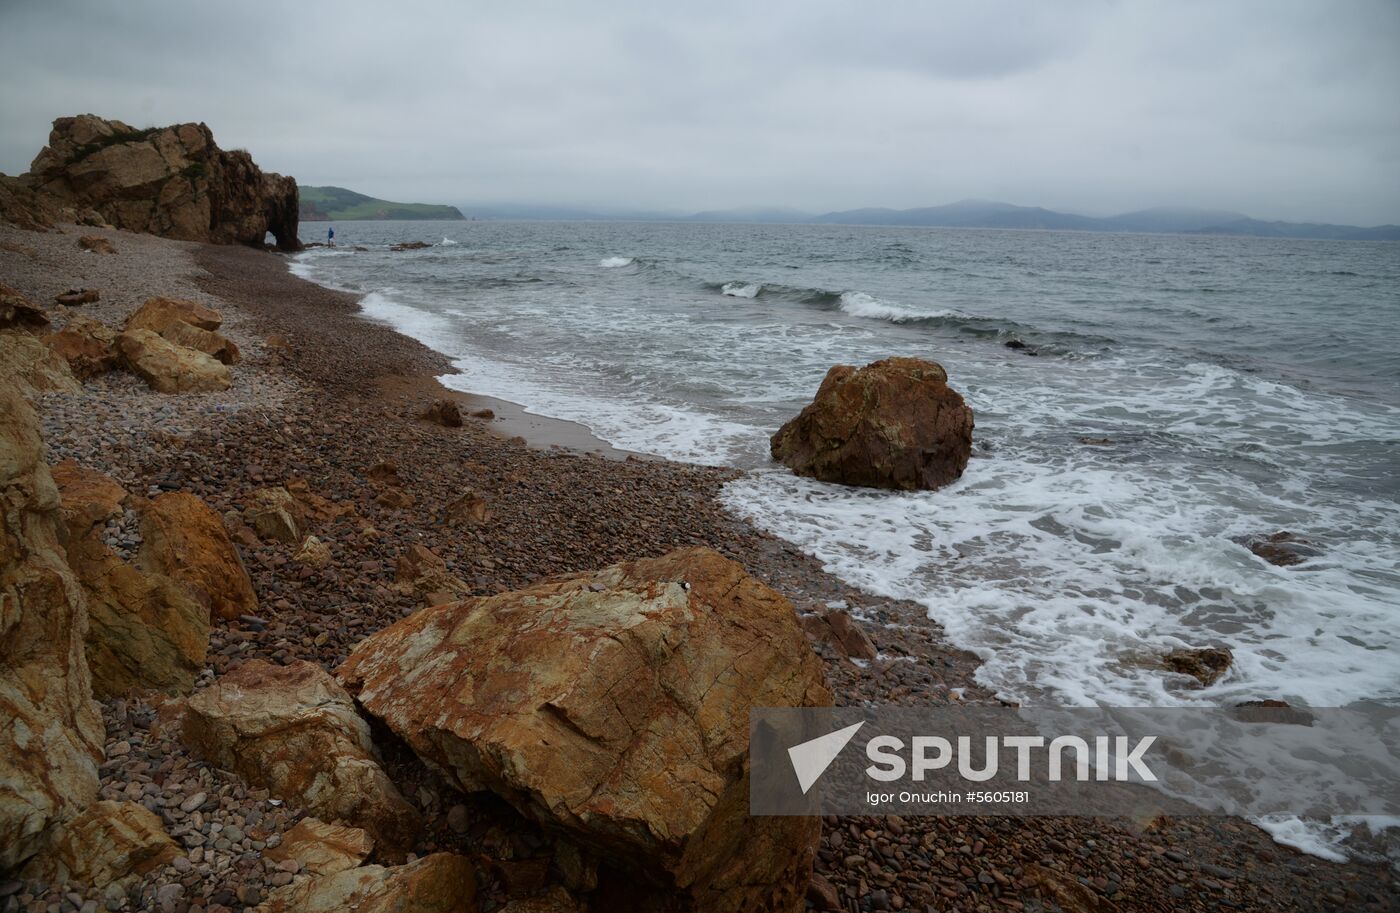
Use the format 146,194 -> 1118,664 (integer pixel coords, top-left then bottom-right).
0,390 -> 104,872
771,356 -> 975,491
338,547 -> 830,913
3,114 -> 299,250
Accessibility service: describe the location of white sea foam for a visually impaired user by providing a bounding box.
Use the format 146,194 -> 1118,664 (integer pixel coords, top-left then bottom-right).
721,282 -> 762,298
599,256 -> 634,268
440,237 -> 459,246
838,290 -> 953,322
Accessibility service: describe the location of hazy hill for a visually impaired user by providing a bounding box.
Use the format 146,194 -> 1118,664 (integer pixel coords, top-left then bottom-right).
300,186 -> 464,221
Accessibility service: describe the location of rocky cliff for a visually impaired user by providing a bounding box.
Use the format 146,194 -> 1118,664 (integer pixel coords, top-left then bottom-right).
2,115 -> 299,250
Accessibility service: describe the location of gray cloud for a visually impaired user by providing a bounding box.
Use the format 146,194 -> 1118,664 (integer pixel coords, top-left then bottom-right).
2,0 -> 1397,224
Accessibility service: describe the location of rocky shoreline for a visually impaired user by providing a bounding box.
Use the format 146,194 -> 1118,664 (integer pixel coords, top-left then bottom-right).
2,222 -> 1397,912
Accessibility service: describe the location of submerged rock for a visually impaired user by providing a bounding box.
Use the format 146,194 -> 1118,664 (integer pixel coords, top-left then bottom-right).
771,356 -> 974,491
339,546 -> 830,913
1164,646 -> 1233,687
1232,531 -> 1321,567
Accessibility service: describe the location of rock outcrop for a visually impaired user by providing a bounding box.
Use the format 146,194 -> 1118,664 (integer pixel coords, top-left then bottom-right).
19,800 -> 179,890
181,659 -> 420,851
12,114 -> 299,250
136,492 -> 258,622
44,316 -> 120,379
116,327 -> 231,393
0,390 -> 103,872
51,462 -> 209,697
771,357 -> 974,491
338,547 -> 830,913
255,853 -> 475,913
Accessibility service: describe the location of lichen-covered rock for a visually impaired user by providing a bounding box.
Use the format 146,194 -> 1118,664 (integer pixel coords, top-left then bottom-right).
338,547 -> 830,913
263,818 -> 374,877
244,486 -> 305,544
136,491 -> 257,622
44,315 -> 120,379
125,296 -> 223,333
0,329 -> 82,396
52,463 -> 209,697
19,800 -> 179,890
21,114 -> 299,250
0,283 -> 49,331
771,356 -> 974,491
181,660 -> 420,851
254,853 -> 475,913
116,327 -> 231,393
0,390 -> 103,872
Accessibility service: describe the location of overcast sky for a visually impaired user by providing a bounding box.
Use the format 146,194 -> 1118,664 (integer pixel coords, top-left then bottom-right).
2,1 -> 1398,224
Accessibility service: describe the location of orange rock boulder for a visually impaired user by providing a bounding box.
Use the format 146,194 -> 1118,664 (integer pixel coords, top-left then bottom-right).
771,356 -> 974,491
338,547 -> 830,913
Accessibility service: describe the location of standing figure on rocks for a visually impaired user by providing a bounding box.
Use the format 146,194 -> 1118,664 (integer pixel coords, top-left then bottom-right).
327,225 -> 335,246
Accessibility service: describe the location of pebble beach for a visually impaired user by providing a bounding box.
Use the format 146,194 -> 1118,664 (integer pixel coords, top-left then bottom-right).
2,222 -> 1397,912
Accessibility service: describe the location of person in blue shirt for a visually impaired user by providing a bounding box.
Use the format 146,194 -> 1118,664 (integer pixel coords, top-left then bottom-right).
327,226 -> 335,245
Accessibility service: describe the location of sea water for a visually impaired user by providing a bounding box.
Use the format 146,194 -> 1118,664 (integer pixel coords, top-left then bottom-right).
294,220 -> 1400,856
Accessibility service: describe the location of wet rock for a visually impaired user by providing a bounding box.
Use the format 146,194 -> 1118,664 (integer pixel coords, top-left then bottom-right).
422,399 -> 462,428
116,328 -> 231,394
339,547 -> 830,913
389,241 -> 431,252
181,659 -> 420,851
136,491 -> 258,622
262,818 -> 373,877
44,316 -> 120,379
1232,531 -> 1321,567
19,801 -> 179,891
771,357 -> 974,491
255,852 -> 474,913
1164,646 -> 1233,687
806,609 -> 878,661
0,390 -> 103,871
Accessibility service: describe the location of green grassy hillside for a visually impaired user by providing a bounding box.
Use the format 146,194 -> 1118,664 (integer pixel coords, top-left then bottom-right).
299,185 -> 464,221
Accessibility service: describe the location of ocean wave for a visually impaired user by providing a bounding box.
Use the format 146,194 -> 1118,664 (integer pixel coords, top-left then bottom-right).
440,237 -> 459,246
721,282 -> 762,298
599,256 -> 634,268
837,290 -> 954,322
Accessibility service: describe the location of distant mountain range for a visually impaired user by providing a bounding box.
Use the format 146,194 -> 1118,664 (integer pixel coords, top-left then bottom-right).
452,198 -> 1400,241
300,186 -> 463,221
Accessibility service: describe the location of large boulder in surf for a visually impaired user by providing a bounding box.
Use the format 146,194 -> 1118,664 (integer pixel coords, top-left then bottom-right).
16,114 -> 300,249
771,356 -> 974,491
0,390 -> 104,872
337,547 -> 830,913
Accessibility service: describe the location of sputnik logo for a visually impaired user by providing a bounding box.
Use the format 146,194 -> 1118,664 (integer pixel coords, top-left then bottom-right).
788,721 -> 865,794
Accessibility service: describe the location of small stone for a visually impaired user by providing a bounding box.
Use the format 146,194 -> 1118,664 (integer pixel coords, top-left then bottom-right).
446,804 -> 469,834
179,792 -> 207,813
